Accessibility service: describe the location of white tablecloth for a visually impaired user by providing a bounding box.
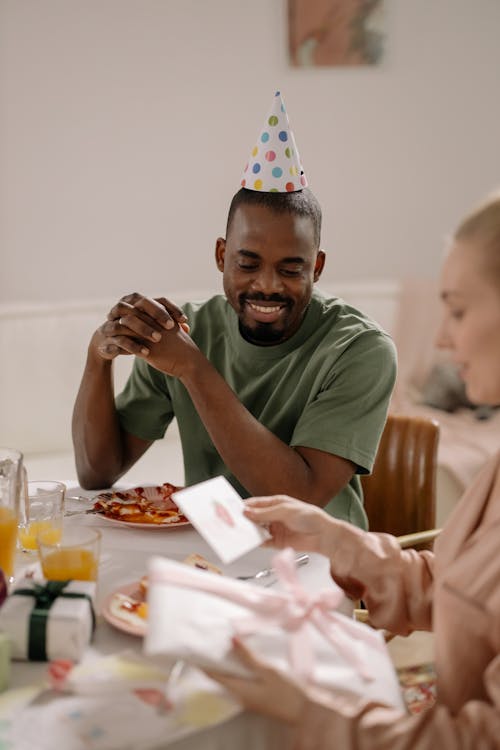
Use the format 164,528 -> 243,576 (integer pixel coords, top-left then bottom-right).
5,481 -> 352,750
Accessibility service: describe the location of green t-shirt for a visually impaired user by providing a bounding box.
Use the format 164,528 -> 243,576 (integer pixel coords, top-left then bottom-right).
115,292 -> 397,528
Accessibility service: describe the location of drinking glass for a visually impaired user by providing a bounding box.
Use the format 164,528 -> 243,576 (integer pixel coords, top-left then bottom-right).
0,448 -> 24,582
18,481 -> 65,553
37,525 -> 101,581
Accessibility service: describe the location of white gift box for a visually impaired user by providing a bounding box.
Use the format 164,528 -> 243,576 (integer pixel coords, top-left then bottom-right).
0,578 -> 96,661
144,550 -> 405,711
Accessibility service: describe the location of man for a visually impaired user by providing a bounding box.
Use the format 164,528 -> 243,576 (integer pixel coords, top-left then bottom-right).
72,92 -> 396,528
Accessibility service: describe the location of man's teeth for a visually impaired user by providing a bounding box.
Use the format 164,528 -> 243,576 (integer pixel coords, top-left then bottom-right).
248,303 -> 282,313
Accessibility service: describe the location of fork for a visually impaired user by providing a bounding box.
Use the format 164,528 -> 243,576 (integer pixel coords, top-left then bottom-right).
237,553 -> 309,581
64,508 -> 100,517
63,494 -> 99,517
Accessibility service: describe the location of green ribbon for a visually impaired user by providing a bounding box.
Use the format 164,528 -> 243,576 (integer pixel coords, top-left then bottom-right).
13,580 -> 96,661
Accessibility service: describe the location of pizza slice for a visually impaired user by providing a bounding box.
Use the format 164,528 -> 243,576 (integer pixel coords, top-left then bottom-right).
93,483 -> 188,524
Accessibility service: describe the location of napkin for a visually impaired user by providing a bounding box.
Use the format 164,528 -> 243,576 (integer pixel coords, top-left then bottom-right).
0,654 -> 240,750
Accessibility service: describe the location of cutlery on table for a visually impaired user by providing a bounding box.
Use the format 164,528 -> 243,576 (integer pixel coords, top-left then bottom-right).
64,495 -> 100,517
237,553 -> 309,581
64,507 -> 100,517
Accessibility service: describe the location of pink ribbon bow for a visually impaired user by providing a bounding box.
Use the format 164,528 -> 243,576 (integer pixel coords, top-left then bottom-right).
233,548 -> 381,682
150,548 -> 384,684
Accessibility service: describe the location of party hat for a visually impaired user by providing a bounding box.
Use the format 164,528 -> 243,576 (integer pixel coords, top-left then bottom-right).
240,91 -> 308,193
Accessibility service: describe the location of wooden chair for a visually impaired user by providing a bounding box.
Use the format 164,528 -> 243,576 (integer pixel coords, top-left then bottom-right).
355,414 -> 441,631
361,413 -> 441,548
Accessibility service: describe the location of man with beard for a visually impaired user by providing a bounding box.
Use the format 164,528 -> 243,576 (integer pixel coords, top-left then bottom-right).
72,93 -> 396,527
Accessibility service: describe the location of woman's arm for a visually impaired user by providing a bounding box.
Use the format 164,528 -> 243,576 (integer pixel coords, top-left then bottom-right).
208,639 -> 500,750
294,654 -> 500,749
326,522 -> 434,635
244,496 -> 434,634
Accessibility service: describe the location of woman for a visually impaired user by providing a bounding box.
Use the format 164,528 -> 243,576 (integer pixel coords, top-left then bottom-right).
207,194 -> 500,748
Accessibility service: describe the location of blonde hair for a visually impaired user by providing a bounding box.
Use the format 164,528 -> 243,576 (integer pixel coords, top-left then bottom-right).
454,192 -> 500,284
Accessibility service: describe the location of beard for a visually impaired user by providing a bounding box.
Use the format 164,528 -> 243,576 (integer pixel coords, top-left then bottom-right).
238,319 -> 288,344
237,292 -> 292,345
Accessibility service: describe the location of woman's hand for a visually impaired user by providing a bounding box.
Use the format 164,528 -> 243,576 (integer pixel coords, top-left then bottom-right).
205,636 -> 307,725
206,637 -> 390,750
205,637 -> 367,748
243,494 -> 338,557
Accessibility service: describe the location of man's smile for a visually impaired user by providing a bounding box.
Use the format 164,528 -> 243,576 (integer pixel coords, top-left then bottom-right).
248,301 -> 284,313
243,299 -> 289,324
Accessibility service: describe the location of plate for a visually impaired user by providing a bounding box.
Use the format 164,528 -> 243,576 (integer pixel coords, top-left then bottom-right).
98,515 -> 190,530
101,581 -> 147,637
93,483 -> 190,529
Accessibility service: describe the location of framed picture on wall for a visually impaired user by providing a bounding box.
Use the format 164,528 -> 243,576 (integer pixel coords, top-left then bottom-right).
288,0 -> 385,67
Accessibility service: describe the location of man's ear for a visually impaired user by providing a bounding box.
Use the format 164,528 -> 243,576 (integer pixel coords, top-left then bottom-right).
313,250 -> 326,282
215,237 -> 226,272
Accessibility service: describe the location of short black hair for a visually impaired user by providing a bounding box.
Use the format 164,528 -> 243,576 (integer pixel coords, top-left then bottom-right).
226,188 -> 322,248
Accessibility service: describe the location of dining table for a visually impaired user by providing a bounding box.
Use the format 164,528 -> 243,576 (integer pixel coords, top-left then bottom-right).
2,480 -> 355,750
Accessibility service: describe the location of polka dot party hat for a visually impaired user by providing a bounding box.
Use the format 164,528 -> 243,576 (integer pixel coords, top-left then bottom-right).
241,91 -> 308,193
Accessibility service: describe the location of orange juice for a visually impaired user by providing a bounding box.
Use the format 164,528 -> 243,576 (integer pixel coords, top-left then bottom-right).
0,506 -> 18,578
40,548 -> 98,581
18,520 -> 62,551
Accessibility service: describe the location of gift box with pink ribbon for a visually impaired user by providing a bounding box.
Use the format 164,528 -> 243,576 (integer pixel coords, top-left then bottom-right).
144,548 -> 406,710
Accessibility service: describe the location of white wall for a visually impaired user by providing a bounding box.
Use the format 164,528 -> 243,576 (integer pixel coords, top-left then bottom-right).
2,0 -> 500,304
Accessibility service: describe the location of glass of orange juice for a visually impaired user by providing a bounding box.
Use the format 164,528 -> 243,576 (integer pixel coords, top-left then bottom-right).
37,525 -> 101,582
18,480 -> 66,553
0,448 -> 24,583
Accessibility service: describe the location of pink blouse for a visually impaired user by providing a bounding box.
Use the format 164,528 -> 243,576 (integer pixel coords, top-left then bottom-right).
295,452 -> 500,748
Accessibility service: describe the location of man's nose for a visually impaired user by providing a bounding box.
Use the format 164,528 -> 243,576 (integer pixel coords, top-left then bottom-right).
250,266 -> 284,294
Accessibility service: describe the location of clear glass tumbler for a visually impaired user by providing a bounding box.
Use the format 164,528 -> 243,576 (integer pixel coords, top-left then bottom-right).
18,480 -> 66,553
0,448 -> 24,582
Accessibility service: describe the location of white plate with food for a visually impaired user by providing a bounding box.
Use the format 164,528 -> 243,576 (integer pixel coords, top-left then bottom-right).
102,555 -> 221,637
98,515 -> 190,530
102,580 -> 148,637
92,483 -> 190,529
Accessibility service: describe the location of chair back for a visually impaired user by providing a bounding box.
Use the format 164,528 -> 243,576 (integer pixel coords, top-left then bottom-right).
361,414 -> 439,539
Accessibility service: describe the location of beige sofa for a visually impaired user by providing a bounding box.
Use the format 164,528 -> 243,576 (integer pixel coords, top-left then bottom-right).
2,281 -> 496,524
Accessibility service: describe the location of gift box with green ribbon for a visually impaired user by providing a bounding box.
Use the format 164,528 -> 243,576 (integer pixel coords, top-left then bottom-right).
0,578 -> 96,661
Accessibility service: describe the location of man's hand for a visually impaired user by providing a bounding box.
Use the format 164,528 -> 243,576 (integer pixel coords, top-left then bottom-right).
74,290 -> 197,490
91,292 -> 190,362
